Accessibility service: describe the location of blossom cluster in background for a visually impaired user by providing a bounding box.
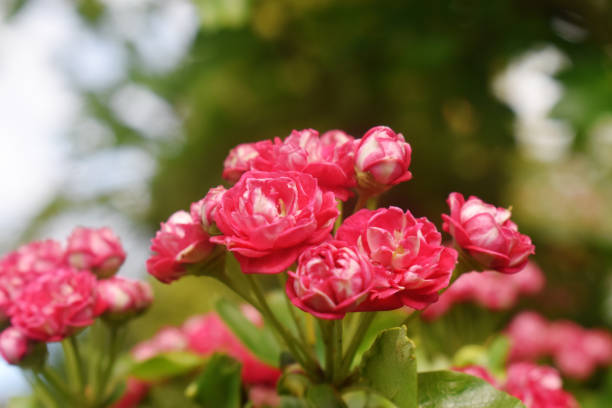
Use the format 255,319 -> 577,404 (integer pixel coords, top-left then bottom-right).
506,311 -> 612,380
115,307 -> 280,408
422,261 -> 545,320
0,227 -> 152,365
455,363 -> 579,408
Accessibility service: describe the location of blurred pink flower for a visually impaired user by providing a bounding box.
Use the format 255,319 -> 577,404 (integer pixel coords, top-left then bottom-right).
10,267 -> 100,342
65,226 -> 126,278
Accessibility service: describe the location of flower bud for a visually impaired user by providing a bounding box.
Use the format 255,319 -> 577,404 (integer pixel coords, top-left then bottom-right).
286,241 -> 374,319
222,141 -> 272,182
0,327 -> 47,367
354,126 -> 412,193
191,186 -> 226,235
97,277 -> 154,322
442,193 -> 535,274
146,211 -> 215,283
66,227 -> 126,278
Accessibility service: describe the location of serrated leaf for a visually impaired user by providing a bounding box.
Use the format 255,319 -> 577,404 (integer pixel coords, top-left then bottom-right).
215,298 -> 280,365
130,351 -> 206,381
186,353 -> 242,408
417,371 -> 525,408
360,326 -> 417,408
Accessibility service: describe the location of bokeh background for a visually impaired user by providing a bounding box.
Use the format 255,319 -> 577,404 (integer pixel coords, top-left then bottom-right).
1,0 -> 611,405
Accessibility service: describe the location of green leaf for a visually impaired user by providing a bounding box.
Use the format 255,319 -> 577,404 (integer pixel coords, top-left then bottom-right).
306,384 -> 348,408
360,326 -> 417,408
130,351 -> 206,381
215,298 -> 280,365
352,311 -> 407,368
186,353 -> 242,408
343,389 -> 398,408
280,396 -> 310,408
487,336 -> 511,376
417,371 -> 525,408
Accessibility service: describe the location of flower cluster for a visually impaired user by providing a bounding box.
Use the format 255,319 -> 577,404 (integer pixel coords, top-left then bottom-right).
422,262 -> 545,320
506,311 -> 612,379
117,308 -> 280,408
0,227 -> 152,365
147,126 -> 536,321
455,363 -> 578,408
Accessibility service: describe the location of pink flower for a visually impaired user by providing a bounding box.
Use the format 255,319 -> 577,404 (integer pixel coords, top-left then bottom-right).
10,267 -> 100,342
442,193 -> 535,274
504,363 -> 578,408
337,207 -> 457,311
111,378 -> 150,408
354,126 -> 412,192
0,327 -> 31,365
222,141 -> 273,182
12,240 -> 65,275
252,129 -> 357,200
211,171 -> 338,274
0,241 -> 66,316
583,329 -> 612,365
183,313 -> 281,386
548,321 -> 597,380
191,186 -> 227,234
96,277 -> 153,320
452,365 -> 499,387
131,327 -> 189,362
506,312 -> 551,362
286,241 -> 374,319
66,227 -> 126,278
146,210 -> 215,283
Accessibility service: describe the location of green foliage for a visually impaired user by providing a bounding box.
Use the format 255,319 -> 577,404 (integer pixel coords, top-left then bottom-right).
215,298 -> 280,365
186,353 -> 242,408
359,327 -> 417,408
305,384 -> 347,408
342,390 -> 397,408
130,351 -> 206,381
417,371 -> 525,408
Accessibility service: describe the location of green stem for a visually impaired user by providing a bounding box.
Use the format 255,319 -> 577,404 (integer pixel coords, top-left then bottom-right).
245,274 -> 321,376
319,320 -> 334,381
339,312 -> 376,377
333,200 -> 344,234
61,337 -> 84,395
277,273 -> 306,344
95,325 -> 121,404
352,193 -> 370,214
39,367 -> 74,405
332,319 -> 343,384
31,373 -> 61,408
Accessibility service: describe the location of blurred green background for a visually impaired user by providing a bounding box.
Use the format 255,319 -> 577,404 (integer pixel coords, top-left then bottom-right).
1,0 -> 612,405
